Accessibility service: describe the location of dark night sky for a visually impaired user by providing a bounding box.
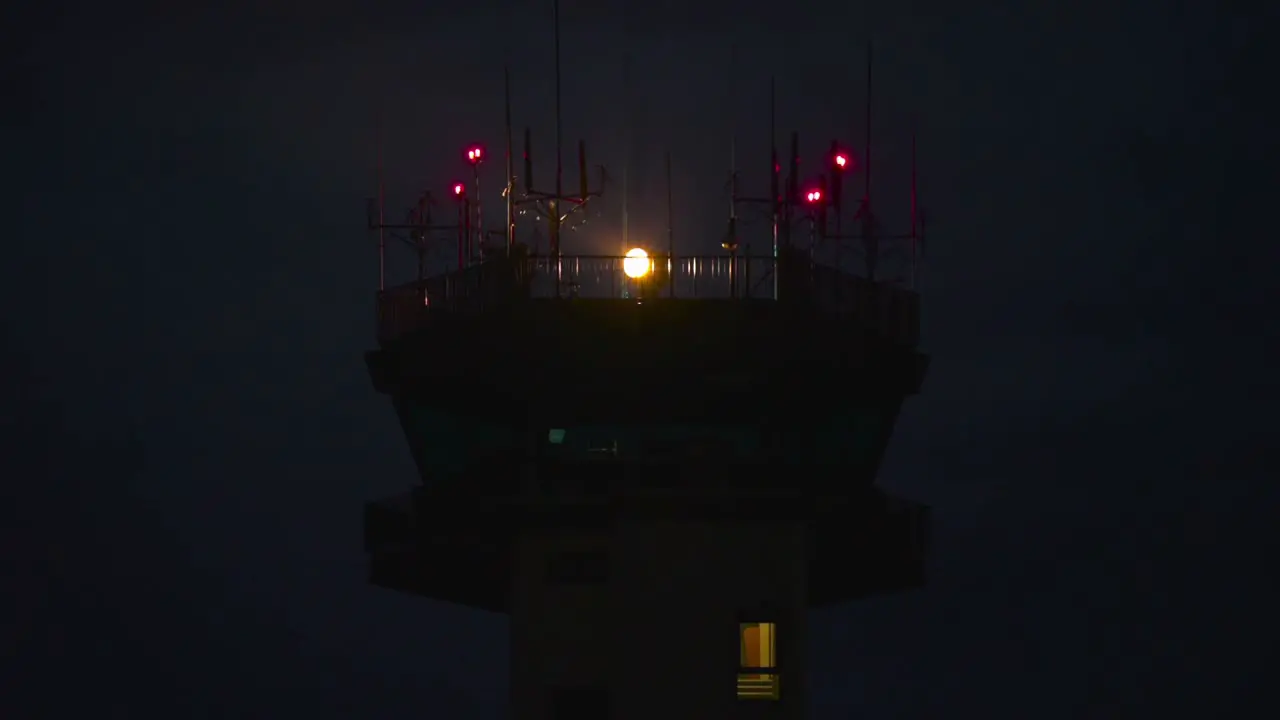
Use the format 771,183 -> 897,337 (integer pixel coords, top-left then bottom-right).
5,0 -> 1279,717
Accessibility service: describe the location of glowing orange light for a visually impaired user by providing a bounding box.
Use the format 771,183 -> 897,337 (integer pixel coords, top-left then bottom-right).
623,247 -> 650,279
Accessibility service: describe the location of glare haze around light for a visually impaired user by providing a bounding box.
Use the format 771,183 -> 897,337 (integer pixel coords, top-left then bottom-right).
623,248 -> 650,279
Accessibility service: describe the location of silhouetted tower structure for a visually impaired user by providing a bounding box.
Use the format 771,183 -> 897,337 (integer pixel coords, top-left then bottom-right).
362,16 -> 929,720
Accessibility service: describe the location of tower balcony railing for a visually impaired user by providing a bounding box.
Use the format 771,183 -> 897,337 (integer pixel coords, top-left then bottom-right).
376,253 -> 919,347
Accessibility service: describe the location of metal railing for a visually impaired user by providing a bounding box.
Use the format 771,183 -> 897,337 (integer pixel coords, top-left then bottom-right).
521,254 -> 775,300
376,253 -> 920,346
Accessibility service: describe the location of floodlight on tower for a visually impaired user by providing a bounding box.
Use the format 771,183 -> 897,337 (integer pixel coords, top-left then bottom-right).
623,247 -> 650,279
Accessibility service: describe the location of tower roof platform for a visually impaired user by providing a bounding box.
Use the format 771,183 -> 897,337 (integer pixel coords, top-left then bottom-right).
368,251 -> 928,427
362,250 -> 931,612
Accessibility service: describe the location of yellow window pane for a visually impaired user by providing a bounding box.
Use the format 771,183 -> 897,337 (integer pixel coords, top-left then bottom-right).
738,622 -> 776,668
737,623 -> 779,700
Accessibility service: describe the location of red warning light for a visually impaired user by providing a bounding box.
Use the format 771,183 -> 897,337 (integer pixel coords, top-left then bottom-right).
834,153 -> 848,169
466,146 -> 484,164
805,189 -> 823,203
453,183 -> 465,196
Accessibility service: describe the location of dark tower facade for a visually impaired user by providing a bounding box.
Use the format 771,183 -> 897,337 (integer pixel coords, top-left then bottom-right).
363,247 -> 930,718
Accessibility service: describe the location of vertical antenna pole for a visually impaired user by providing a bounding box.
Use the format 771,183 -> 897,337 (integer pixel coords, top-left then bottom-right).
729,42 -> 738,226
666,150 -> 674,298
463,199 -> 472,270
552,0 -> 563,297
769,77 -> 778,300
457,199 -> 465,271
505,66 -> 515,254
833,137 -> 843,253
863,42 -> 877,281
864,42 -> 872,211
787,131 -> 799,250
728,43 -> 738,298
418,199 -> 429,293
910,124 -> 918,290
473,164 -> 483,262
376,110 -> 385,292
622,52 -> 631,257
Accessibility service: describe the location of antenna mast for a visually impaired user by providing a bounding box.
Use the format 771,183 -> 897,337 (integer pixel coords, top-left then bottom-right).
505,66 -> 515,253
622,52 -> 631,255
770,77 -> 778,299
729,43 -> 738,231
862,42 -> 878,281
552,0 -> 564,294
910,124 -> 918,290
666,150 -> 674,297
725,74 -> 779,299
725,44 -> 740,295
376,110 -> 385,292
864,43 -> 872,214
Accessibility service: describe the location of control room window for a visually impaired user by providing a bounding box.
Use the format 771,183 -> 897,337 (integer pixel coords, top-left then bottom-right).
737,622 -> 780,700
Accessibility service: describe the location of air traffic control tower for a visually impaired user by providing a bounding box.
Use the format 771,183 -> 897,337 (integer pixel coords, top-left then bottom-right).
361,41 -> 930,720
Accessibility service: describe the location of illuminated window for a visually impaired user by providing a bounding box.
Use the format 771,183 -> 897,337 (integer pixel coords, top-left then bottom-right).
737,622 -> 780,700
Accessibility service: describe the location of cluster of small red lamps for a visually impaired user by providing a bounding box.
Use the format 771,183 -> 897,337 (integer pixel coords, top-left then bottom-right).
451,146 -> 847,203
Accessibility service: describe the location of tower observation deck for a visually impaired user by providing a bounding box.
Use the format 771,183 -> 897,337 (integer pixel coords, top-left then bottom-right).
361,25 -> 929,720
